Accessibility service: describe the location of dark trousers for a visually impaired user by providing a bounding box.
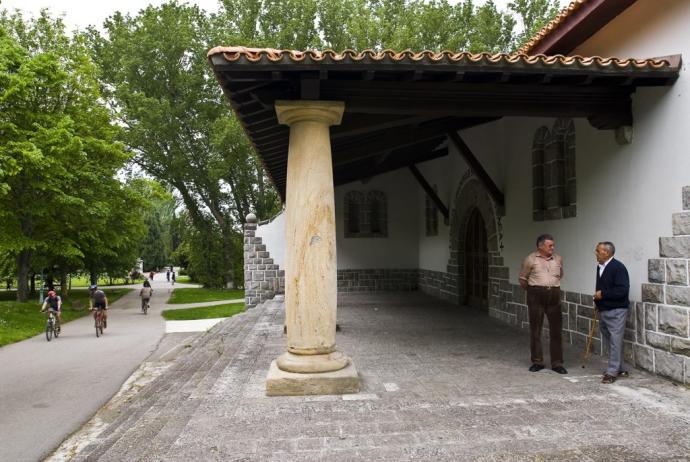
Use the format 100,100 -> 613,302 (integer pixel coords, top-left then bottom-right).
527,287 -> 563,368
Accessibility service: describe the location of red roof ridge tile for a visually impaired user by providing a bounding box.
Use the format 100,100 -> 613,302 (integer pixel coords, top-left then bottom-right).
208,46 -> 675,70
517,0 -> 591,55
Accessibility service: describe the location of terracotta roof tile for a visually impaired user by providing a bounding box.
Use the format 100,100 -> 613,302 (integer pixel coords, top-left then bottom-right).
517,0 -> 591,55
208,46 -> 675,70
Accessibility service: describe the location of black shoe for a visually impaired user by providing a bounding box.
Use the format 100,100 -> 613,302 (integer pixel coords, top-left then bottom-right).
552,366 -> 568,374
529,364 -> 545,372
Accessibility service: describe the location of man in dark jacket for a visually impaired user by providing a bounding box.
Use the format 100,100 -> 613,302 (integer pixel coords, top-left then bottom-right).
594,241 -> 630,384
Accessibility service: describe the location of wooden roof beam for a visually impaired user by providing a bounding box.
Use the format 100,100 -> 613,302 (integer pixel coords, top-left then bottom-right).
447,131 -> 504,207
409,164 -> 449,220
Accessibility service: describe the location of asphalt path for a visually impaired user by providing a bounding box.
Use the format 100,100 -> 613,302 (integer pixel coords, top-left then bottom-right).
0,273 -> 194,462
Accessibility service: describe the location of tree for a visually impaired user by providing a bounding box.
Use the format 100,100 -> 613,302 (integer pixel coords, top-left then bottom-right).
88,2 -> 282,288
132,179 -> 177,271
509,0 -> 561,49
0,11 -> 147,300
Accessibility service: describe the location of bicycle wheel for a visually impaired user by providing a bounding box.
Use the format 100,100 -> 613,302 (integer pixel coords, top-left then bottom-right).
46,322 -> 53,341
54,323 -> 59,338
95,314 -> 101,338
143,302 -> 148,315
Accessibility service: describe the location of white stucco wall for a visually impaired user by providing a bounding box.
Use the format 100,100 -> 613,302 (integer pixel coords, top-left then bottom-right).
415,120 -> 506,272
255,211 -> 286,267
335,168 -> 420,269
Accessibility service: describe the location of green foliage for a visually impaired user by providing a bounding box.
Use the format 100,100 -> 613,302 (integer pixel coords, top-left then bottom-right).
131,179 -> 177,271
167,287 -> 244,304
161,302 -> 245,321
509,0 -> 562,49
87,2 -> 282,288
0,11 -> 148,300
218,0 -> 554,52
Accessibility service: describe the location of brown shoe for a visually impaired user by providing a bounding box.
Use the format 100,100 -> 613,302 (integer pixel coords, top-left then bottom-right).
601,374 -> 617,384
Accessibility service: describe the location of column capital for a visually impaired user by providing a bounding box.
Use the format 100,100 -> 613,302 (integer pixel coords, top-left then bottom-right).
275,100 -> 344,127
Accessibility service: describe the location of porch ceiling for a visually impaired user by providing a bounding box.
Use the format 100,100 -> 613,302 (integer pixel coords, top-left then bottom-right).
208,47 -> 681,201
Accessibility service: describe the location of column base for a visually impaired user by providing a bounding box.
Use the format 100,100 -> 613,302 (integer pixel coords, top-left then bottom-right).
265,360 -> 360,396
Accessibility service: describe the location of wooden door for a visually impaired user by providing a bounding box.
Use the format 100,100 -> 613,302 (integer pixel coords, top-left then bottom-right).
464,208 -> 488,309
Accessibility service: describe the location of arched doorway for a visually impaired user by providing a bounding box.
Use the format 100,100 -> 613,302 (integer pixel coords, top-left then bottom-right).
464,208 -> 488,309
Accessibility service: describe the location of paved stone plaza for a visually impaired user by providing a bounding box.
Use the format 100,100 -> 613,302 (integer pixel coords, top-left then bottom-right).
56,293 -> 690,461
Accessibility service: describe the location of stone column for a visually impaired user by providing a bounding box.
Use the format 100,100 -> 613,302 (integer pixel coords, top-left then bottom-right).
266,100 -> 359,396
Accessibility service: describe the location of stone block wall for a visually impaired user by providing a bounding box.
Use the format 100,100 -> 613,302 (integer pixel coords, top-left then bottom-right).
338,269 -> 418,292
243,214 -> 284,308
418,269 -> 458,302
487,186 -> 690,384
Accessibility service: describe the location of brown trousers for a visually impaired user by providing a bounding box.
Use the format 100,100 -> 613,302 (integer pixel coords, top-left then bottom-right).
527,287 -> 563,368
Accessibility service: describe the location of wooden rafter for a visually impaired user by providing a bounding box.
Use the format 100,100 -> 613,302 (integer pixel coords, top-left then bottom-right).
408,165 -> 449,220
447,131 -> 505,207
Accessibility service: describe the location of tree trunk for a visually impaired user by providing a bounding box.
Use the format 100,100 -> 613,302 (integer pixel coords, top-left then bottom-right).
60,271 -> 68,298
30,272 -> 36,295
221,227 -> 234,288
90,271 -> 97,286
15,251 -> 30,302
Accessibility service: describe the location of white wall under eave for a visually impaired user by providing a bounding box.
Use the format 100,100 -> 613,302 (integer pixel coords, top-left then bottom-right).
255,211 -> 286,267
415,119 -> 506,273
499,84 -> 689,300
573,0 -> 689,60
335,168 -> 420,269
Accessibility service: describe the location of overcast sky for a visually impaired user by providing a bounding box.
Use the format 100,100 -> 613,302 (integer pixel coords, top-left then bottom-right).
1,0 -> 567,33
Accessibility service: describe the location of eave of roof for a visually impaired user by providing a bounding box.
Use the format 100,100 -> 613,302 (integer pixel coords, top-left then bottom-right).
208,46 -> 675,71
208,47 -> 681,202
518,0 -> 638,55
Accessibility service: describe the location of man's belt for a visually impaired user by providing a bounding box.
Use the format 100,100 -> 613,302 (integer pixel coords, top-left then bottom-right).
528,285 -> 560,290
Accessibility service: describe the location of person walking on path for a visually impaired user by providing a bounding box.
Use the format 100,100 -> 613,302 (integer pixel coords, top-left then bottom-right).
594,241 -> 630,384
139,280 -> 153,312
166,269 -> 170,282
519,234 -> 567,374
171,271 -> 176,285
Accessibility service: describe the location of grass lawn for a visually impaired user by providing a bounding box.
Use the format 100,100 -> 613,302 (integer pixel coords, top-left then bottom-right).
175,275 -> 192,283
69,275 -> 143,287
161,303 -> 245,321
167,288 -> 244,304
0,288 -> 132,347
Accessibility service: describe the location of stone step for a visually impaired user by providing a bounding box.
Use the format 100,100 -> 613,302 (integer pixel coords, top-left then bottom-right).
70,304 -> 272,461
672,212 -> 690,236
659,236 -> 690,258
683,185 -> 690,211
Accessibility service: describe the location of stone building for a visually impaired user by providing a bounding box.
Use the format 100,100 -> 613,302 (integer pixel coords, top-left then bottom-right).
211,0 -> 690,393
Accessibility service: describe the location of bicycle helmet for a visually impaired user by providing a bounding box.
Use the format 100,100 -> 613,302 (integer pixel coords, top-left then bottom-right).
89,284 -> 98,290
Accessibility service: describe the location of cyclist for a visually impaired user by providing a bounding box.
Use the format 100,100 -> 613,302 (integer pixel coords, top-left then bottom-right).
40,290 -> 62,333
139,280 -> 153,312
89,284 -> 108,328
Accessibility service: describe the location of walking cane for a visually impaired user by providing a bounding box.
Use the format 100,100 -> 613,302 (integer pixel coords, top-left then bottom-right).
581,306 -> 599,368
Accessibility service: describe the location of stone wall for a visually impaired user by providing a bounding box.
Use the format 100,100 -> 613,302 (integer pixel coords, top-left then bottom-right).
487,186 -> 690,384
243,214 -> 284,308
337,269 -> 417,292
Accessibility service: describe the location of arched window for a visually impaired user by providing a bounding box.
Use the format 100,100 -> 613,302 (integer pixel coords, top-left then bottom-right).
532,119 -> 576,221
425,184 -> 439,236
344,190 -> 387,237
367,191 -> 387,237
532,126 -> 549,221
344,191 -> 364,237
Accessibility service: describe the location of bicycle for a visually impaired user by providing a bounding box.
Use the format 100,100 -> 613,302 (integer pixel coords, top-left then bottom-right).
45,310 -> 60,342
142,299 -> 150,315
94,308 -> 105,337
